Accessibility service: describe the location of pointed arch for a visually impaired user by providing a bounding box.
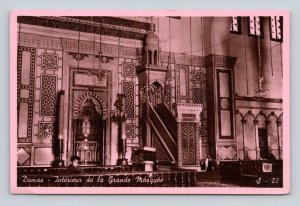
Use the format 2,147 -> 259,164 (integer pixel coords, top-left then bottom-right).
267,111 -> 280,159
243,110 -> 256,160
235,110 -> 244,160
73,92 -> 107,118
149,80 -> 164,107
267,111 -> 279,120
256,111 -> 267,129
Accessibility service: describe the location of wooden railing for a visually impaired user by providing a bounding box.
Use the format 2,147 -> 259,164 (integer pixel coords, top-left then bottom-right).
18,165 -> 132,175
148,103 -> 177,162
155,103 -> 177,142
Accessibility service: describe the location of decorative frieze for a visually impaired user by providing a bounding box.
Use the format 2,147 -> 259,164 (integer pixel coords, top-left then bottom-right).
205,54 -> 237,69
174,103 -> 203,123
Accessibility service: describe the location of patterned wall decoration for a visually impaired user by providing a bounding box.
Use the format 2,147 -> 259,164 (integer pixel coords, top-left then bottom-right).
42,53 -> 59,70
17,147 -> 31,166
192,88 -> 203,104
122,62 -> 136,78
73,90 -> 107,117
125,123 -> 135,139
32,49 -> 63,145
182,122 -> 196,165
41,75 -> 57,116
17,46 -> 36,143
122,81 -> 135,119
191,67 -> 207,141
192,70 -> 205,83
119,58 -> 139,145
217,145 -> 237,160
38,122 -> 54,144
164,85 -> 172,109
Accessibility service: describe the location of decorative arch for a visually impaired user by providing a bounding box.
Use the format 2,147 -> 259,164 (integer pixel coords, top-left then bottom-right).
267,111 -> 280,159
150,79 -> 164,88
267,111 -> 279,120
235,110 -> 245,159
243,110 -> 256,160
73,92 -> 107,118
243,110 -> 256,120
278,113 -> 283,121
149,80 -> 164,107
256,111 -> 267,128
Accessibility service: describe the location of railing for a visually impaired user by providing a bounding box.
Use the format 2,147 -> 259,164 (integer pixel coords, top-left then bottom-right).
148,103 -> 177,162
155,103 -> 177,142
17,165 -> 132,175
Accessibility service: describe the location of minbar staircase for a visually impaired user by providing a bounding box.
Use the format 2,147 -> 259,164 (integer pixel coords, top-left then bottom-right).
148,103 -> 177,163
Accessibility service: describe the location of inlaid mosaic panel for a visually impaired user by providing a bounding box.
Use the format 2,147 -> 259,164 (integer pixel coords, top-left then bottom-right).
122,81 -> 135,119
42,53 -> 59,70
17,147 -> 31,166
182,122 -> 196,165
32,49 -> 62,144
217,145 -> 237,160
41,75 -> 57,116
125,124 -> 135,139
192,88 -> 203,104
188,123 -> 196,164
192,70 -> 205,84
191,68 -> 207,141
38,122 -> 54,144
164,85 -> 172,109
122,62 -> 136,78
17,46 -> 36,143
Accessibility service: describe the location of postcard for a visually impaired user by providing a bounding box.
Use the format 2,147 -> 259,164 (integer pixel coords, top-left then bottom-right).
10,10 -> 290,194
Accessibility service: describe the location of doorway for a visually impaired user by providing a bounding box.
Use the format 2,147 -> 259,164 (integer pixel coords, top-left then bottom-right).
258,128 -> 268,159
149,81 -> 163,107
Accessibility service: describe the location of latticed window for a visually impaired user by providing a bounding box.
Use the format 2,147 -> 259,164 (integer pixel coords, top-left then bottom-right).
249,16 -> 263,38
230,16 -> 241,34
270,16 -> 283,42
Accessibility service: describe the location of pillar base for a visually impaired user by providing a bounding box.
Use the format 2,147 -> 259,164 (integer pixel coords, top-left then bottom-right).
117,158 -> 128,166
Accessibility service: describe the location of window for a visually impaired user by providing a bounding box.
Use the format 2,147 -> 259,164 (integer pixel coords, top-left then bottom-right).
249,16 -> 263,38
270,16 -> 283,42
230,16 -> 241,34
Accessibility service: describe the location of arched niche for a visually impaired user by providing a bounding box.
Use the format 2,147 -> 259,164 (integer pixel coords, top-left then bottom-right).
267,113 -> 279,159
235,113 -> 244,159
256,112 -> 268,159
244,112 -> 256,160
73,97 -> 106,165
149,81 -> 164,107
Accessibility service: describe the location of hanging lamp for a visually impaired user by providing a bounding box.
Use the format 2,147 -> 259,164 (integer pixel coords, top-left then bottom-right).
255,34 -> 269,96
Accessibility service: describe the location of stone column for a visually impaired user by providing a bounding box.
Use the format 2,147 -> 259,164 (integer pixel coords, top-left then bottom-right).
241,118 -> 247,160
276,120 -> 282,159
254,120 -> 259,160
53,90 -> 65,167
